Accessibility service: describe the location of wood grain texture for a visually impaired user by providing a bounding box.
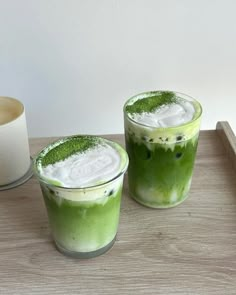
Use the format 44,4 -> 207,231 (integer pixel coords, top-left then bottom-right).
1,125 -> 236,294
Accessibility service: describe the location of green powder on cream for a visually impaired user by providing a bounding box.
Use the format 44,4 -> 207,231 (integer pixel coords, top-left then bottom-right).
40,136 -> 98,167
125,91 -> 177,114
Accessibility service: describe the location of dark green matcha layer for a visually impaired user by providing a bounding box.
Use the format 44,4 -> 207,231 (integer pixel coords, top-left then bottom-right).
40,136 -> 98,167
125,133 -> 199,208
125,91 -> 177,114
41,185 -> 122,252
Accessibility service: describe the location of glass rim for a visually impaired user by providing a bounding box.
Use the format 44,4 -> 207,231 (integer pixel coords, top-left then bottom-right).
123,90 -> 203,129
0,96 -> 25,127
33,135 -> 129,191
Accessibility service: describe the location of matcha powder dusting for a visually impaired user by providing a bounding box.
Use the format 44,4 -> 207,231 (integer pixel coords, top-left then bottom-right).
40,136 -> 98,167
125,91 -> 177,114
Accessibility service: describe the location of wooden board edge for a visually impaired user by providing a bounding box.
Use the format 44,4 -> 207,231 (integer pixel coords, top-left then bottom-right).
216,121 -> 236,172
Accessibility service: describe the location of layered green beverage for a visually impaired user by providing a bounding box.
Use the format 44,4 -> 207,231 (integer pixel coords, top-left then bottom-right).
34,135 -> 128,258
124,91 -> 202,208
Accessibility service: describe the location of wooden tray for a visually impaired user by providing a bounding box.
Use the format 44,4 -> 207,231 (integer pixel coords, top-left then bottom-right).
1,121 -> 236,294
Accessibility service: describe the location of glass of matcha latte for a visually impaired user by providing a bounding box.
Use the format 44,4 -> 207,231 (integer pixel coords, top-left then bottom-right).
124,91 -> 202,208
34,135 -> 128,258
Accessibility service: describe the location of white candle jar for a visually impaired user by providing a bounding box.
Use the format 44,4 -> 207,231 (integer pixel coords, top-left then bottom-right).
0,97 -> 31,186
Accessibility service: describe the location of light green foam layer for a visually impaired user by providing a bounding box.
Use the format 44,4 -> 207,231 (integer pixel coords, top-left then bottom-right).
125,115 -> 201,146
124,91 -> 202,145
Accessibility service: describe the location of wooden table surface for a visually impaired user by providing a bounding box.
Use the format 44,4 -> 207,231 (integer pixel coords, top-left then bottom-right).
1,122 -> 236,295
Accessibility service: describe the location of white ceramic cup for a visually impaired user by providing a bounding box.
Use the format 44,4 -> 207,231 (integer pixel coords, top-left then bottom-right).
0,97 -> 31,186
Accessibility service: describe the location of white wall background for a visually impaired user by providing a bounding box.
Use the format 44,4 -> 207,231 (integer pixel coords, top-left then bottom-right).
0,0 -> 236,137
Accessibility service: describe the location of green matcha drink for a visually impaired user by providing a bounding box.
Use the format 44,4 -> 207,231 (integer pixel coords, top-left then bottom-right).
124,91 -> 202,208
34,135 -> 128,258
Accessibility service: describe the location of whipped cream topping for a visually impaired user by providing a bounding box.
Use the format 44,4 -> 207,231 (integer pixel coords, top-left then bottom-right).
129,99 -> 195,128
40,144 -> 121,188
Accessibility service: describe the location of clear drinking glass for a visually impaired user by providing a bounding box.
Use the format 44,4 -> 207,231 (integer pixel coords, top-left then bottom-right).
34,136 -> 128,258
124,91 -> 202,208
